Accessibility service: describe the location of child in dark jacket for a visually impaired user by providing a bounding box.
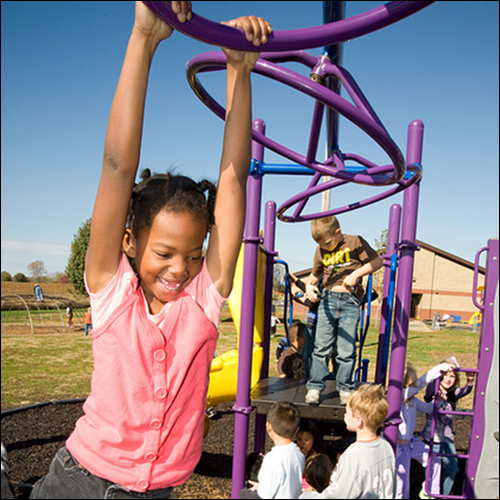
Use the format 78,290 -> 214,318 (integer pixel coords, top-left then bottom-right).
421,359 -> 475,496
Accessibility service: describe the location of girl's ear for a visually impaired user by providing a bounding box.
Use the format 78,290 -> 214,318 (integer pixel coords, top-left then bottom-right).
122,229 -> 136,258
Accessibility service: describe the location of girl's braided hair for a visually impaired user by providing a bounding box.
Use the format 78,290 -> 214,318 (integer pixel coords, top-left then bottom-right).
127,169 -> 217,237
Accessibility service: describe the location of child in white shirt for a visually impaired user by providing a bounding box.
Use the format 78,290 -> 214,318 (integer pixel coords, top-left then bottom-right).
241,402 -> 305,499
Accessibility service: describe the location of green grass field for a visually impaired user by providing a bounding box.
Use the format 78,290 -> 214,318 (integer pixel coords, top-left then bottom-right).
1,305 -> 479,411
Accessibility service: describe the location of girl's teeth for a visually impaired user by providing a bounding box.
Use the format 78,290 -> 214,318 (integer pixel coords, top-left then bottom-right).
160,278 -> 181,291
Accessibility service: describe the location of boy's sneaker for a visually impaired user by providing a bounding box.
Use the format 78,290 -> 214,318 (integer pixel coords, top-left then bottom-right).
339,390 -> 352,405
419,487 -> 435,499
305,389 -> 320,405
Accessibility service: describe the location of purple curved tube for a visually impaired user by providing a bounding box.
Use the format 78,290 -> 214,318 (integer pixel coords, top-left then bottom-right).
277,163 -> 422,221
142,1 -> 435,52
186,51 -> 406,186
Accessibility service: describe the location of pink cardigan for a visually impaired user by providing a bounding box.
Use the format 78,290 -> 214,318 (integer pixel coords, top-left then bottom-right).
67,254 -> 225,492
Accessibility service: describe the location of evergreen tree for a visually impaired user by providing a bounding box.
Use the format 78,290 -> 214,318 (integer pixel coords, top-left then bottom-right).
66,219 -> 91,295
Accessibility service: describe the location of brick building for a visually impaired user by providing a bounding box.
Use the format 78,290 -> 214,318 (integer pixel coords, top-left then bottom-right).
410,240 -> 484,322
291,239 -> 485,323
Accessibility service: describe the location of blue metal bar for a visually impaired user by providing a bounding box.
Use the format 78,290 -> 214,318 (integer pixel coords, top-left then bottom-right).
276,259 -> 294,331
250,159 -> 416,179
380,253 -> 398,383
355,274 -> 373,381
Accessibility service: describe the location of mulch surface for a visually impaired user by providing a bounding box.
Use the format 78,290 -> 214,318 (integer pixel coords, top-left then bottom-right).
1,401 -> 470,499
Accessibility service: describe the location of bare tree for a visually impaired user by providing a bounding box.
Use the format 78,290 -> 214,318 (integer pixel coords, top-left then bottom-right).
27,260 -> 46,281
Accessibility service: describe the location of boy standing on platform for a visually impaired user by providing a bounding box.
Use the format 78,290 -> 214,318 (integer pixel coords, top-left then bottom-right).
304,215 -> 383,405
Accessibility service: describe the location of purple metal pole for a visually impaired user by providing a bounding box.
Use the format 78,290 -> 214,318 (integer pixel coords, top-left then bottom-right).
375,203 -> 401,385
262,200 -> 276,380
231,119 -> 265,499
384,120 -> 424,450
254,200 -> 277,454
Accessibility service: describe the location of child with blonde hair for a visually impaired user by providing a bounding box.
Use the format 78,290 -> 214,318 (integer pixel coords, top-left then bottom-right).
301,384 -> 395,498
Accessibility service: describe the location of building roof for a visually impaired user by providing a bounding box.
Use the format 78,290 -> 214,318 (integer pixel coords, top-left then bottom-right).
416,240 -> 485,274
291,239 -> 485,277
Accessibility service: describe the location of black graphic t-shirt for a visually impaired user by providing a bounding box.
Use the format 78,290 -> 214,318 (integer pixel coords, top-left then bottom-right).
312,234 -> 379,300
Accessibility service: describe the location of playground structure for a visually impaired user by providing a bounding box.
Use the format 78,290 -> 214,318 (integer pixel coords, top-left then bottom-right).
143,2 -> 499,498
1,294 -> 86,335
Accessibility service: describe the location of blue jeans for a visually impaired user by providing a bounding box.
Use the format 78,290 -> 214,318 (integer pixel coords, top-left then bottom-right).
431,442 -> 459,496
306,291 -> 360,393
301,309 -> 317,380
30,446 -> 173,499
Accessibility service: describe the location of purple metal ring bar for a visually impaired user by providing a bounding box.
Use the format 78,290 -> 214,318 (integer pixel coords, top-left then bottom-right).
277,162 -> 422,221
187,51 -> 409,186
142,1 -> 435,52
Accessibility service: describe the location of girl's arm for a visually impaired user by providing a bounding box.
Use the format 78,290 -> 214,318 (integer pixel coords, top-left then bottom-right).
453,381 -> 474,401
85,2 -> 191,293
416,398 -> 435,415
403,362 -> 454,401
206,17 -> 272,298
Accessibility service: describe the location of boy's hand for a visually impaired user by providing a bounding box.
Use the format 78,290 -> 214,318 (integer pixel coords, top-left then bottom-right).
221,16 -> 272,69
247,480 -> 259,491
134,1 -> 192,43
306,283 -> 321,303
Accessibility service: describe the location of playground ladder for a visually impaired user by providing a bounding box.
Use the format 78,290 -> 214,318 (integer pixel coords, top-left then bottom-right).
423,238 -> 499,499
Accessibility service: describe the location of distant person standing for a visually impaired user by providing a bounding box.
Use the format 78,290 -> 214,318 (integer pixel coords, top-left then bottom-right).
84,307 -> 92,336
33,283 -> 44,302
270,308 -> 281,337
66,306 -> 74,328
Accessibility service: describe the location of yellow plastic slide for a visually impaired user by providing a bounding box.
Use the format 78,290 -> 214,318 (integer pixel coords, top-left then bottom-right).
206,244 -> 266,409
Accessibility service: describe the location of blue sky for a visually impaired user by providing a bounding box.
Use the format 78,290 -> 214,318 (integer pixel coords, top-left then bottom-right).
1,1 -> 499,278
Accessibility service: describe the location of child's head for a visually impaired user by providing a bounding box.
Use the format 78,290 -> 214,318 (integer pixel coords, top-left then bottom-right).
127,169 -> 216,239
345,384 -> 388,433
266,401 -> 301,441
296,419 -> 322,457
288,321 -> 306,350
403,363 -> 418,388
304,453 -> 333,493
123,170 -> 217,303
440,358 -> 460,391
245,452 -> 264,483
310,215 -> 342,250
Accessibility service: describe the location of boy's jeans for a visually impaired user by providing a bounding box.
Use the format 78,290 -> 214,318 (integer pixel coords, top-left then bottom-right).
306,291 -> 360,394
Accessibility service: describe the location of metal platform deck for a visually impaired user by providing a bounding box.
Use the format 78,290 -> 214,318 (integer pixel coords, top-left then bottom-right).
250,377 -> 346,421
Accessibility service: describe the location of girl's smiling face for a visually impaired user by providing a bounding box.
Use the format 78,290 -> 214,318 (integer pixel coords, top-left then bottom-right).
124,210 -> 207,314
441,370 -> 457,391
